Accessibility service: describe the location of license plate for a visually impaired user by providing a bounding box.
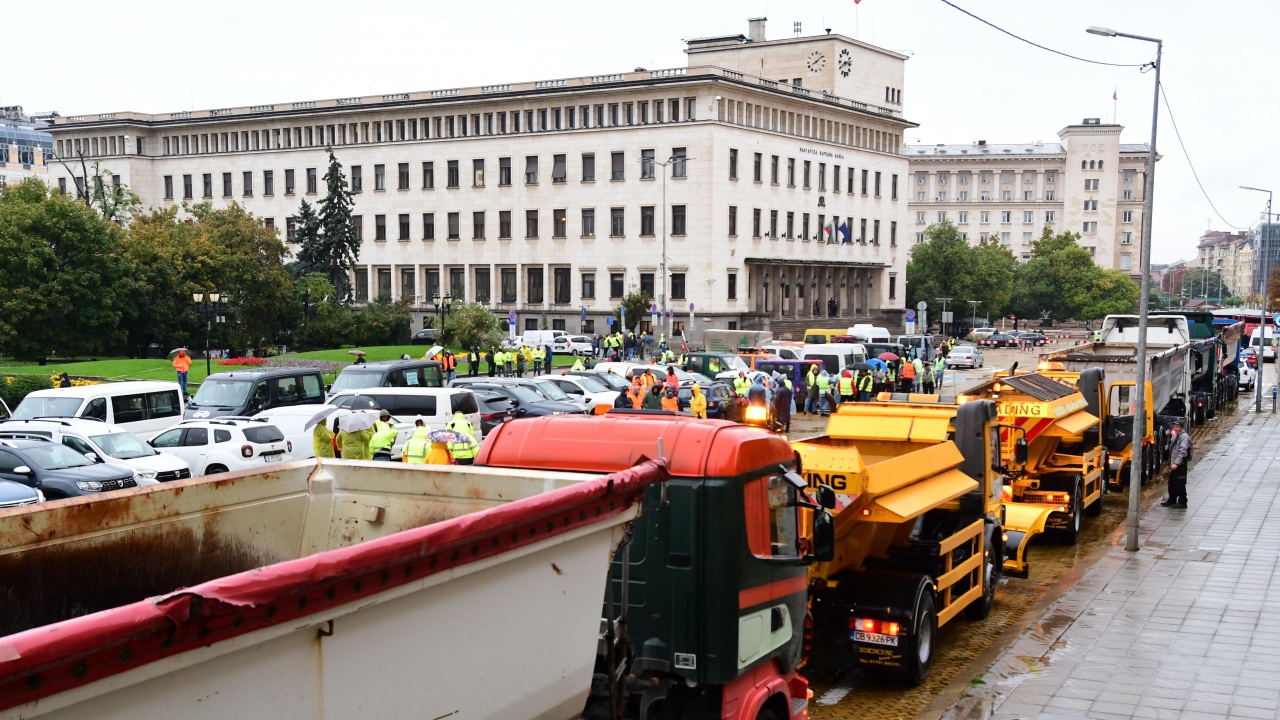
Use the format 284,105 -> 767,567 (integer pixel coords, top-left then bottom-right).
854,630 -> 899,647
263,454 -> 281,463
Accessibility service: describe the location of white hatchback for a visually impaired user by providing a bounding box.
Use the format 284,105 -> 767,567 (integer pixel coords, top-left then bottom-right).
149,419 -> 291,477
551,335 -> 595,356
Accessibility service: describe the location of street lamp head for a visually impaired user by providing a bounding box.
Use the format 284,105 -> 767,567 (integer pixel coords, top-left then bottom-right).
209,292 -> 221,303
1086,26 -> 1117,37
192,292 -> 204,303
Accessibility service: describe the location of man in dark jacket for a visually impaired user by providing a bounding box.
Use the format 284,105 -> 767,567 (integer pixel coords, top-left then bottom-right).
642,384 -> 664,410
1162,421 -> 1192,508
772,379 -> 793,433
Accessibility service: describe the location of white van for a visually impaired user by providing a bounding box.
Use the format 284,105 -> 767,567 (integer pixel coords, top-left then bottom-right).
848,324 -> 891,343
801,344 -> 868,376
523,330 -> 569,348
326,387 -> 483,439
13,381 -> 185,438
1250,327 -> 1277,361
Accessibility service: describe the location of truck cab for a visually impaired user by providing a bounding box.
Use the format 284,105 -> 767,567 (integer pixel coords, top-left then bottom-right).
481,414 -> 836,720
684,351 -> 750,380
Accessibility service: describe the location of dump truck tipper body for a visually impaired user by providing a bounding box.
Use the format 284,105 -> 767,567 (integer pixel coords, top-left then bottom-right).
0,458 -> 665,719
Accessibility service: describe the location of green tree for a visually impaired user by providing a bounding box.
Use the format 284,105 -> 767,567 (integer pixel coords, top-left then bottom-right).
970,239 -> 1018,316
294,273 -> 353,350
1079,269 -> 1139,321
612,290 -> 653,333
1178,267 -> 1229,300
445,302 -> 503,351
905,221 -> 981,310
1011,228 -> 1098,321
291,199 -> 322,275
0,180 -> 127,360
352,297 -> 413,346
316,151 -> 360,302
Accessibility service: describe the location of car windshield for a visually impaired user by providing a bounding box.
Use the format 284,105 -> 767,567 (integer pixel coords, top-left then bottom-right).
191,379 -> 253,407
592,373 -> 629,391
574,375 -> 610,393
329,369 -> 384,394
13,397 -> 83,420
506,385 -> 545,404
534,381 -> 571,401
88,432 -> 155,460
24,444 -> 94,470
719,355 -> 749,372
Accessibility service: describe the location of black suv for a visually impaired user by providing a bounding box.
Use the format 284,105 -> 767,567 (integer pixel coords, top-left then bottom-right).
0,437 -> 136,499
187,368 -> 326,420
448,381 -> 580,417
470,389 -> 517,436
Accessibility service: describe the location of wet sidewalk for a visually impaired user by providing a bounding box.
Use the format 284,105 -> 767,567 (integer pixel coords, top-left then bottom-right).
945,405 -> 1280,720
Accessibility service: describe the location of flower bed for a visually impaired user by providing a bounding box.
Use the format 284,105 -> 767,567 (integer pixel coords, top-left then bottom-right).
216,357 -> 269,367
264,357 -> 347,375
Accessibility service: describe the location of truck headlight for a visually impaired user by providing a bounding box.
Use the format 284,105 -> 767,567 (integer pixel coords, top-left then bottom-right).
76,481 -> 104,491
134,469 -> 158,482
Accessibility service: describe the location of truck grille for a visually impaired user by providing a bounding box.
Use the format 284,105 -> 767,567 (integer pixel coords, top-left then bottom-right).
1001,374 -> 1077,401
100,477 -> 137,492
155,469 -> 191,482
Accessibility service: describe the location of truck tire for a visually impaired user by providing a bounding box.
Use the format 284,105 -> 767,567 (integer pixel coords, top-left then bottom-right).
906,590 -> 937,685
965,526 -> 1001,620
755,708 -> 781,720
1057,477 -> 1083,544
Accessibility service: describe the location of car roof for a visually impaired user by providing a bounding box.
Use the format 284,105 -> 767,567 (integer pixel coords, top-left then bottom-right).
337,359 -> 441,370
330,387 -> 466,397
205,368 -> 322,380
0,437 -> 55,449
0,418 -> 129,435
22,381 -> 179,399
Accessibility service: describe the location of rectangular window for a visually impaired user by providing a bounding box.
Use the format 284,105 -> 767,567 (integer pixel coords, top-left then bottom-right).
818,163 -> 827,192
374,164 -> 385,191
610,207 -> 625,237
917,191 -> 926,202
1001,211 -> 1012,224
937,191 -> 947,202
1122,232 -> 1132,245
729,148 -> 739,180
375,214 -> 387,240
182,174 -> 193,199
610,273 -> 624,299
447,160 -> 460,188
222,172 -> 232,197
672,205 -> 686,235
473,211 -> 486,239
398,162 -> 410,190
242,171 -> 253,196
640,273 -> 655,298
802,213 -> 810,240
351,165 -> 362,192
1023,190 -> 1033,201
785,212 -> 795,239
1123,189 -> 1133,200
773,156 -> 782,185
1045,211 -> 1056,223
874,171 -> 882,197
501,268 -> 517,303
552,154 -> 567,183
499,157 -> 511,186
917,171 -> 927,185
642,149 -> 656,179
861,169 -> 869,196
202,173 -> 212,198
286,216 -> 297,243
284,169 -> 295,194
446,212 -> 460,239
958,211 -> 969,224
500,211 -> 512,239
915,211 -> 925,224
525,156 -> 538,184
959,191 -> 969,201
355,271 -> 369,303
1123,210 -> 1133,223
553,267 -> 571,304
526,209 -> 539,238
785,157 -> 793,186
163,175 -> 174,199
398,213 -> 411,240
581,208 -> 595,237
353,215 -> 363,241
1023,211 -> 1033,223
1045,190 -> 1056,201
641,206 -> 655,236
553,209 -> 567,237
1001,170 -> 1013,183
769,210 -> 778,238
611,152 -> 624,180
888,276 -> 896,299
527,268 -> 544,304
423,213 -> 435,240
475,268 -> 491,303
1002,190 -> 1012,201
833,166 -> 841,193
753,208 -> 762,237
1124,170 -> 1134,182
1023,232 -> 1033,245
959,171 -> 971,184
980,211 -> 990,224
1120,254 -> 1132,271
728,206 -> 738,236
803,161 -> 811,189
1046,171 -> 1056,183
890,221 -> 897,246
1001,232 -> 1011,245
753,152 -> 762,182
727,272 -> 737,300
670,273 -> 686,300
891,174 -> 899,200
581,273 -> 595,299
471,158 -> 484,187
582,153 -> 595,182
262,171 -> 273,196
936,212 -> 946,224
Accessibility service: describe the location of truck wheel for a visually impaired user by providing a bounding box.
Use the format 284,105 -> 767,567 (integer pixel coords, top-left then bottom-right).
906,590 -> 937,685
754,708 -> 781,720
1058,478 -> 1083,544
965,529 -> 1001,620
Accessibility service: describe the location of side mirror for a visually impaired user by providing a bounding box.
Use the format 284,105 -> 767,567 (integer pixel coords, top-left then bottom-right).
1015,438 -> 1028,465
84,452 -> 101,463
816,485 -> 837,510
12,466 -> 31,476
811,511 -> 836,563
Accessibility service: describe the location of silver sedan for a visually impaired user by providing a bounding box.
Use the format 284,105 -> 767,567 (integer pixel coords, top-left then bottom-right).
946,345 -> 984,369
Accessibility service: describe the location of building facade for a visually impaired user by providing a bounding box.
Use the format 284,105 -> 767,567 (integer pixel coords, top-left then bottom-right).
1251,222 -> 1280,299
0,106 -> 54,187
46,19 -> 914,339
1195,230 -> 1250,299
906,119 -> 1153,279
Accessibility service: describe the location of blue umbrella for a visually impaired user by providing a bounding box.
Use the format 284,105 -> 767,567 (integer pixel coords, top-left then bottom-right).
867,358 -> 887,370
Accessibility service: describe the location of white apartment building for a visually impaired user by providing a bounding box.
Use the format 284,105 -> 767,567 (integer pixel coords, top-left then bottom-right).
906,119 -> 1153,279
46,19 -> 914,338
1196,230 -> 1250,299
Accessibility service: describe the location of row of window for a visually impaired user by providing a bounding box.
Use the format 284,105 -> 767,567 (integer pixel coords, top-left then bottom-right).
352,266 -> 739,307
917,210 -> 1057,225
732,149 -> 899,199
917,189 -> 1058,202
916,227 -> 1133,251
914,168 -> 1136,185
721,97 -> 900,154
728,206 -> 897,246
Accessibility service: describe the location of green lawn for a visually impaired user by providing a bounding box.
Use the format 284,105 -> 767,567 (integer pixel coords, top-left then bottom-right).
0,345 -> 586,386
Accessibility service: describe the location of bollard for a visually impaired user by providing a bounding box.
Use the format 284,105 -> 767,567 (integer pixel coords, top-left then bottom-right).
1272,385 -> 1277,414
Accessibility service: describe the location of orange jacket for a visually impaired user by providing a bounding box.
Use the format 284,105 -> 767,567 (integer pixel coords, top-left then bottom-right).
173,353 -> 191,373
661,394 -> 679,412
900,362 -> 916,380
627,384 -> 645,409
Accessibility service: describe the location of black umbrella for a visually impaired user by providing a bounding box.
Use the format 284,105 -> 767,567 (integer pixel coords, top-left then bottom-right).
338,395 -> 381,411
852,362 -> 873,372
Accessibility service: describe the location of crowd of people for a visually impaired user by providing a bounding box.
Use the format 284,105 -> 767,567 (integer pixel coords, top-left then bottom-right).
311,410 -> 480,466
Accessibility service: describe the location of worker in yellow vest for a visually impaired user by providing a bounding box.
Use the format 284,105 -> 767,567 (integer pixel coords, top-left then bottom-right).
445,411 -> 478,465
837,371 -> 855,404
402,420 -> 430,463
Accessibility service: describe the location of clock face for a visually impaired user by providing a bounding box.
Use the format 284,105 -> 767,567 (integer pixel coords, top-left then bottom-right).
838,49 -> 853,77
806,50 -> 826,73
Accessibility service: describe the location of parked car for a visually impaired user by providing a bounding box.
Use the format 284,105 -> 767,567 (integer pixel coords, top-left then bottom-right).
945,346 -> 985,369
410,328 -> 437,345
186,368 -> 325,421
1239,363 -> 1257,391
149,419 -> 291,477
14,381 -> 184,438
966,327 -> 998,341
326,387 -> 483,439
470,389 -> 518,436
447,381 -> 581,417
676,381 -> 735,419
979,333 -> 1019,348
0,418 -> 191,486
536,373 -> 617,412
0,476 -> 39,508
573,370 -> 630,393
551,335 -> 595,356
526,378 -> 594,414
0,436 -> 136,499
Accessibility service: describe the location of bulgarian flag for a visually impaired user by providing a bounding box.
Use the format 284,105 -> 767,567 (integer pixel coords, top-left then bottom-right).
825,222 -> 837,245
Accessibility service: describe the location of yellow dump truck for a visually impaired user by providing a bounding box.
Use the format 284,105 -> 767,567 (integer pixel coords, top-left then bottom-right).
960,370 -> 1106,576
793,398 -> 1005,684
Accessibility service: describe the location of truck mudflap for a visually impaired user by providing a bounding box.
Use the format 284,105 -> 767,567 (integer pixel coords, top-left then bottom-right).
838,570 -> 935,681
0,460 -> 668,719
1002,503 -> 1056,577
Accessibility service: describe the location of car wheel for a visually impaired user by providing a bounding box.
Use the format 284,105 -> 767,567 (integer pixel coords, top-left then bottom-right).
205,464 -> 229,476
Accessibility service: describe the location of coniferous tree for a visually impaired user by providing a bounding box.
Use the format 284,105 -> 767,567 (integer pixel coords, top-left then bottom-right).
292,199 -> 323,276
316,150 -> 360,302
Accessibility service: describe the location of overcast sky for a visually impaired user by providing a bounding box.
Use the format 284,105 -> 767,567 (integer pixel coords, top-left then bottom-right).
7,0 -> 1273,263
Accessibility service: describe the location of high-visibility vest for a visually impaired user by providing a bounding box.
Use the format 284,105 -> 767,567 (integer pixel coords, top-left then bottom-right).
816,374 -> 830,392
370,421 -> 397,452
857,374 -> 874,392
887,367 -> 896,383
901,362 -> 916,380
838,376 -> 854,396
734,377 -> 751,395
448,434 -> 478,460
404,429 -> 430,464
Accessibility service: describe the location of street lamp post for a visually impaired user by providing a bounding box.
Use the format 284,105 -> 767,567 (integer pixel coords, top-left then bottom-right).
192,292 -> 222,376
936,297 -> 952,340
431,294 -> 453,337
966,300 -> 980,329
1240,187 -> 1272,412
646,154 -> 694,342
1087,25 -> 1161,553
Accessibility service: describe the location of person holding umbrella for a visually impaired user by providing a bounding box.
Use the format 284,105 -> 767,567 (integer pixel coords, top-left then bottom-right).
369,410 -> 398,461
306,407 -> 340,459
172,350 -> 191,396
337,410 -> 377,460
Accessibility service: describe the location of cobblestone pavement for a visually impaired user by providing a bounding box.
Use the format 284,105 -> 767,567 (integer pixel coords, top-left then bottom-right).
796,359 -> 1243,720
939,400 -> 1274,720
